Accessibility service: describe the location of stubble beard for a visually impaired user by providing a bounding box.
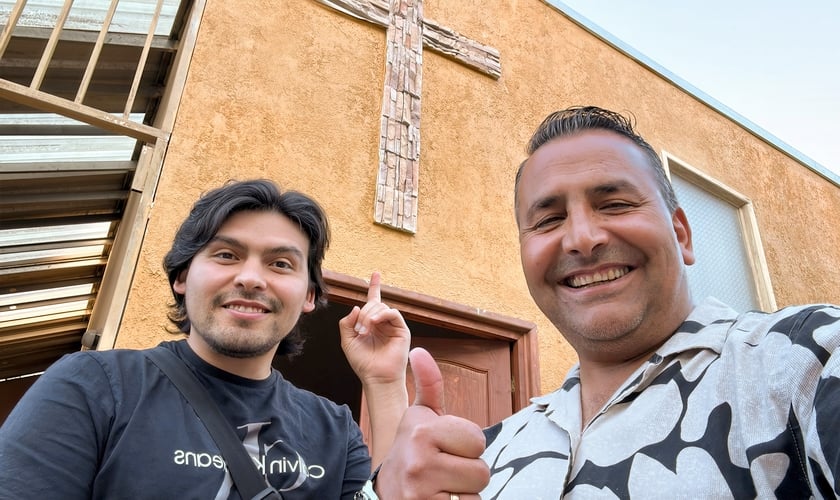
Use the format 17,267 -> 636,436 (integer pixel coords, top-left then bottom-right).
558,304 -> 647,357
201,321 -> 280,358
196,294 -> 286,359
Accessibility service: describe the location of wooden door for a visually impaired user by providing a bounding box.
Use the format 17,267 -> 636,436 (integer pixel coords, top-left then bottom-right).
359,335 -> 512,444
407,337 -> 511,426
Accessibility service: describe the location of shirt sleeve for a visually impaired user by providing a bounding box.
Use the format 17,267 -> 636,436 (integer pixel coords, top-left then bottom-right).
341,408 -> 372,500
796,305 -> 840,497
0,352 -> 116,499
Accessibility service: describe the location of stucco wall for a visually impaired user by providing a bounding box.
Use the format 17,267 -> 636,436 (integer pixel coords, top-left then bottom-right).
117,0 -> 840,393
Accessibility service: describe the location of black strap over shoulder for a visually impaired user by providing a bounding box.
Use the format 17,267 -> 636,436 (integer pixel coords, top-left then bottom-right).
145,348 -> 283,500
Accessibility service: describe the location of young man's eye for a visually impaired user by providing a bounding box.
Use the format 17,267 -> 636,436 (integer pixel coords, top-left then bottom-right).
272,260 -> 293,269
214,251 -> 236,260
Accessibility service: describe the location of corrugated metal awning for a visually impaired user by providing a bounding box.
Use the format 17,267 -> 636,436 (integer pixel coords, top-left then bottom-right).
0,0 -> 189,379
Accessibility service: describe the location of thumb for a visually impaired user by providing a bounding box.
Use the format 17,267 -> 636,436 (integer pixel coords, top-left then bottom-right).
337,306 -> 360,338
409,347 -> 445,416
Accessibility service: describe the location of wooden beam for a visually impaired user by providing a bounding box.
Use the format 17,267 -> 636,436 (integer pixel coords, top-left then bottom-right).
76,0 -> 121,103
123,0 -> 166,118
0,79 -> 168,143
93,143 -> 169,350
31,0 -> 75,90
0,0 -> 28,59
6,26 -> 177,51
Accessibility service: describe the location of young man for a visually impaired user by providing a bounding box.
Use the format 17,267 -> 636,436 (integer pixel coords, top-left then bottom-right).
368,106 -> 840,499
0,179 -> 408,499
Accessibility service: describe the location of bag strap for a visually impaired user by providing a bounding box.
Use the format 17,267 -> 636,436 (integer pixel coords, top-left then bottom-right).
145,348 -> 282,500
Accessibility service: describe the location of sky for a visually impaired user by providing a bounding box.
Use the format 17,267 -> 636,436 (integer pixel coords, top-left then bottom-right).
550,0 -> 840,179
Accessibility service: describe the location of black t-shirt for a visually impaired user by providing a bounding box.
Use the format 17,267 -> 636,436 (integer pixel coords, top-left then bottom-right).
0,340 -> 370,499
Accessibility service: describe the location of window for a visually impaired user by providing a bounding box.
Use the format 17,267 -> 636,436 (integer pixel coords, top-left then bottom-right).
664,153 -> 776,313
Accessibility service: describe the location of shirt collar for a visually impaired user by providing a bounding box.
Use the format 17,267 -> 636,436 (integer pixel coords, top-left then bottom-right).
531,296 -> 739,411
656,296 -> 738,358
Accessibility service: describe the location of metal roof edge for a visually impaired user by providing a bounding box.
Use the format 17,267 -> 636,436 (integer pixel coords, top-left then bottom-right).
543,0 -> 840,189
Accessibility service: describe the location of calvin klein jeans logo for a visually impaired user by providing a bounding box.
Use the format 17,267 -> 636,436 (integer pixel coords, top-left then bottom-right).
173,421 -> 327,495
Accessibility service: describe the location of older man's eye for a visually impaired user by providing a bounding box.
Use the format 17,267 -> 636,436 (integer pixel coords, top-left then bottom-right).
535,215 -> 564,228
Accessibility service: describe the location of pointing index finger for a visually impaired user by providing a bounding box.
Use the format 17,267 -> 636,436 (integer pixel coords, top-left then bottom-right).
368,271 -> 382,303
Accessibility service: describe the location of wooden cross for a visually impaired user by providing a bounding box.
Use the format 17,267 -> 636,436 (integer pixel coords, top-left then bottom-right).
314,0 -> 501,233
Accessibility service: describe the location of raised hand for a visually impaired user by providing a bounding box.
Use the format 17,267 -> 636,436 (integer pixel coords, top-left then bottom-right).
374,348 -> 490,500
339,272 -> 410,386
339,272 -> 411,467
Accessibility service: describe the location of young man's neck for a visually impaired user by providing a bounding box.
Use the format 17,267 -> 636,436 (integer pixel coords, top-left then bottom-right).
186,336 -> 275,380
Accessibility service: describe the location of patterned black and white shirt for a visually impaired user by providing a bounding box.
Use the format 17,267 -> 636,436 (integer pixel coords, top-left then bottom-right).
482,298 -> 840,499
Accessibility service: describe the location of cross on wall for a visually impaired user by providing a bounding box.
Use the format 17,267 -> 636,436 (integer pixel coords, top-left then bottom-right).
314,0 -> 501,233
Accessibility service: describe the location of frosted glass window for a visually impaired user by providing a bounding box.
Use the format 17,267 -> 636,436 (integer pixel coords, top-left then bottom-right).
671,174 -> 759,313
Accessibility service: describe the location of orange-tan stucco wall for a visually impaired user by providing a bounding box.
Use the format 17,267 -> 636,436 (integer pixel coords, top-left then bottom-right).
117,0 -> 840,393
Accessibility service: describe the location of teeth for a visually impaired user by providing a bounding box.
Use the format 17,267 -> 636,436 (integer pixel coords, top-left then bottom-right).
225,304 -> 266,313
568,267 -> 629,288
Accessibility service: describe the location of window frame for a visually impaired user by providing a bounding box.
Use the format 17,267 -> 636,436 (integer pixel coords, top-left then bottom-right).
663,151 -> 777,311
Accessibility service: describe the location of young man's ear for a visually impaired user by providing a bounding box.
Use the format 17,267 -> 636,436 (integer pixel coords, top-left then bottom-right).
302,286 -> 316,314
173,268 -> 189,295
